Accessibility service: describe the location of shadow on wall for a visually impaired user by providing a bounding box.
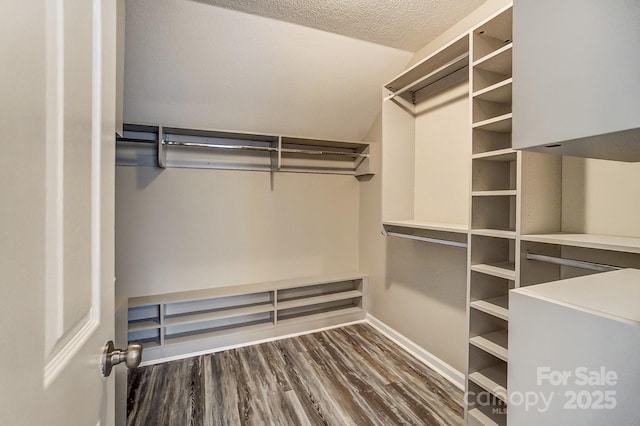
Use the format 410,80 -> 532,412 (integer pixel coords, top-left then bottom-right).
135,165 -> 163,189
384,236 -> 467,308
562,157 -> 586,232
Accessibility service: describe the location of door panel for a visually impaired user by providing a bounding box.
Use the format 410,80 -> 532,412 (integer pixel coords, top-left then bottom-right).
0,0 -> 116,425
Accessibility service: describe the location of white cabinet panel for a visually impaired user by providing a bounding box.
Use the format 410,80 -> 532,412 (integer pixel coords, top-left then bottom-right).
509,269 -> 640,425
513,0 -> 640,161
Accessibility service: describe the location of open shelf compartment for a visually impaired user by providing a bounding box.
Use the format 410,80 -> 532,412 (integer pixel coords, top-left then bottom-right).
127,273 -> 368,362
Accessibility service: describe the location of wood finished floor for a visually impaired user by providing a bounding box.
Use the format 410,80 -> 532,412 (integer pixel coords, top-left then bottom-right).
127,323 -> 464,425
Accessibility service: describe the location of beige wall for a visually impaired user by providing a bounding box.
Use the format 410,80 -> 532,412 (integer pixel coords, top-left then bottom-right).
562,157 -> 640,238
360,0 -> 512,375
360,117 -> 468,373
116,167 -> 360,297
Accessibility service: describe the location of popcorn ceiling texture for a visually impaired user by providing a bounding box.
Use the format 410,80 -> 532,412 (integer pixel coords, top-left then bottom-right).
195,0 -> 487,52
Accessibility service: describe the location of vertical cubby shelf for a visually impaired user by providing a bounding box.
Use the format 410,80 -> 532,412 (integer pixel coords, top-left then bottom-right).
127,274 -> 367,363
467,4 -> 513,425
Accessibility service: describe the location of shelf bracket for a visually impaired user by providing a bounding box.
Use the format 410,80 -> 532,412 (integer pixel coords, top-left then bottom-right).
157,125 -> 166,168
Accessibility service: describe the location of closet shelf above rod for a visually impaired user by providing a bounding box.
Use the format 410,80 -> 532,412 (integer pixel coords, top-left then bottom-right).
280,147 -> 368,158
384,53 -> 469,103
525,252 -> 622,272
384,33 -> 469,105
163,140 -> 369,157
116,123 -> 373,177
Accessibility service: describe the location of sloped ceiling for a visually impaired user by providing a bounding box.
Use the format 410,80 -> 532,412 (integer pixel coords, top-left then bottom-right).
196,0 -> 486,51
124,0 -> 483,141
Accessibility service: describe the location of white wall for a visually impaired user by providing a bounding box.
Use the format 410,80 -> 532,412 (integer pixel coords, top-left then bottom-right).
116,167 -> 360,297
360,0 -> 513,375
562,157 -> 640,238
117,0 -> 412,298
123,0 -> 412,141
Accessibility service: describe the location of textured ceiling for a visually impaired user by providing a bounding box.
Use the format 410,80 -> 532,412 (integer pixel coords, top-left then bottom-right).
193,0 -> 486,52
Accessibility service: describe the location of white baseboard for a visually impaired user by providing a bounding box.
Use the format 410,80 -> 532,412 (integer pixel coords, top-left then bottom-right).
140,315 -> 466,392
365,314 -> 465,390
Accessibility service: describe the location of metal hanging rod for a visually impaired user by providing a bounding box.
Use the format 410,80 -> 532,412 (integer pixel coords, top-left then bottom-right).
386,231 -> 468,248
163,140 -> 368,158
164,140 -> 278,152
384,52 -> 469,102
525,252 -> 622,272
280,147 -> 368,158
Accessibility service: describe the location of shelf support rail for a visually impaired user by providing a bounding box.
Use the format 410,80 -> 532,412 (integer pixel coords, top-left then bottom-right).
525,252 -> 622,273
386,231 -> 468,248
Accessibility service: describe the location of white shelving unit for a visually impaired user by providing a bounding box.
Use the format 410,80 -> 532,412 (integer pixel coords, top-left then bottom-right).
467,6 -> 514,425
382,32 -> 471,246
116,123 -> 373,177
380,3 -> 640,424
127,273 -> 367,363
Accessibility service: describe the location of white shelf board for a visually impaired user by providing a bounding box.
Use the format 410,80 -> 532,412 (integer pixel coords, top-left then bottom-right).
277,290 -> 362,310
385,33 -> 469,92
128,319 -> 161,332
472,78 -> 512,104
468,407 -> 504,426
469,364 -> 508,401
134,338 -> 161,349
277,306 -> 363,325
473,43 -> 513,75
470,296 -> 509,321
471,262 -> 516,281
129,272 -> 366,307
473,4 -> 513,42
164,303 -> 275,327
472,190 -> 516,197
470,329 -> 508,361
520,233 -> 640,254
472,149 -> 516,161
383,220 -> 468,234
165,321 -> 276,346
512,269 -> 640,325
472,229 -> 516,239
472,113 -> 513,133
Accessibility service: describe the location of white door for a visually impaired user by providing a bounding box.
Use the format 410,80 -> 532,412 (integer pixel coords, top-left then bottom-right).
1,1 -> 118,425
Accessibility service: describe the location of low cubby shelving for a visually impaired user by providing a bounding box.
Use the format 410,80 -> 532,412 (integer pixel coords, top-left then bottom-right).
127,273 -> 367,363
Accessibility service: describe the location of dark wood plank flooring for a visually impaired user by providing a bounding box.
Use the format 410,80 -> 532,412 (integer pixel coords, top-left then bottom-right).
127,323 -> 464,425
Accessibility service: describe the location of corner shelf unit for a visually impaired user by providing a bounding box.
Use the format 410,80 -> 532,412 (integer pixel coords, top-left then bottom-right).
116,123 -> 373,177
382,2 -> 640,425
127,273 -> 367,363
